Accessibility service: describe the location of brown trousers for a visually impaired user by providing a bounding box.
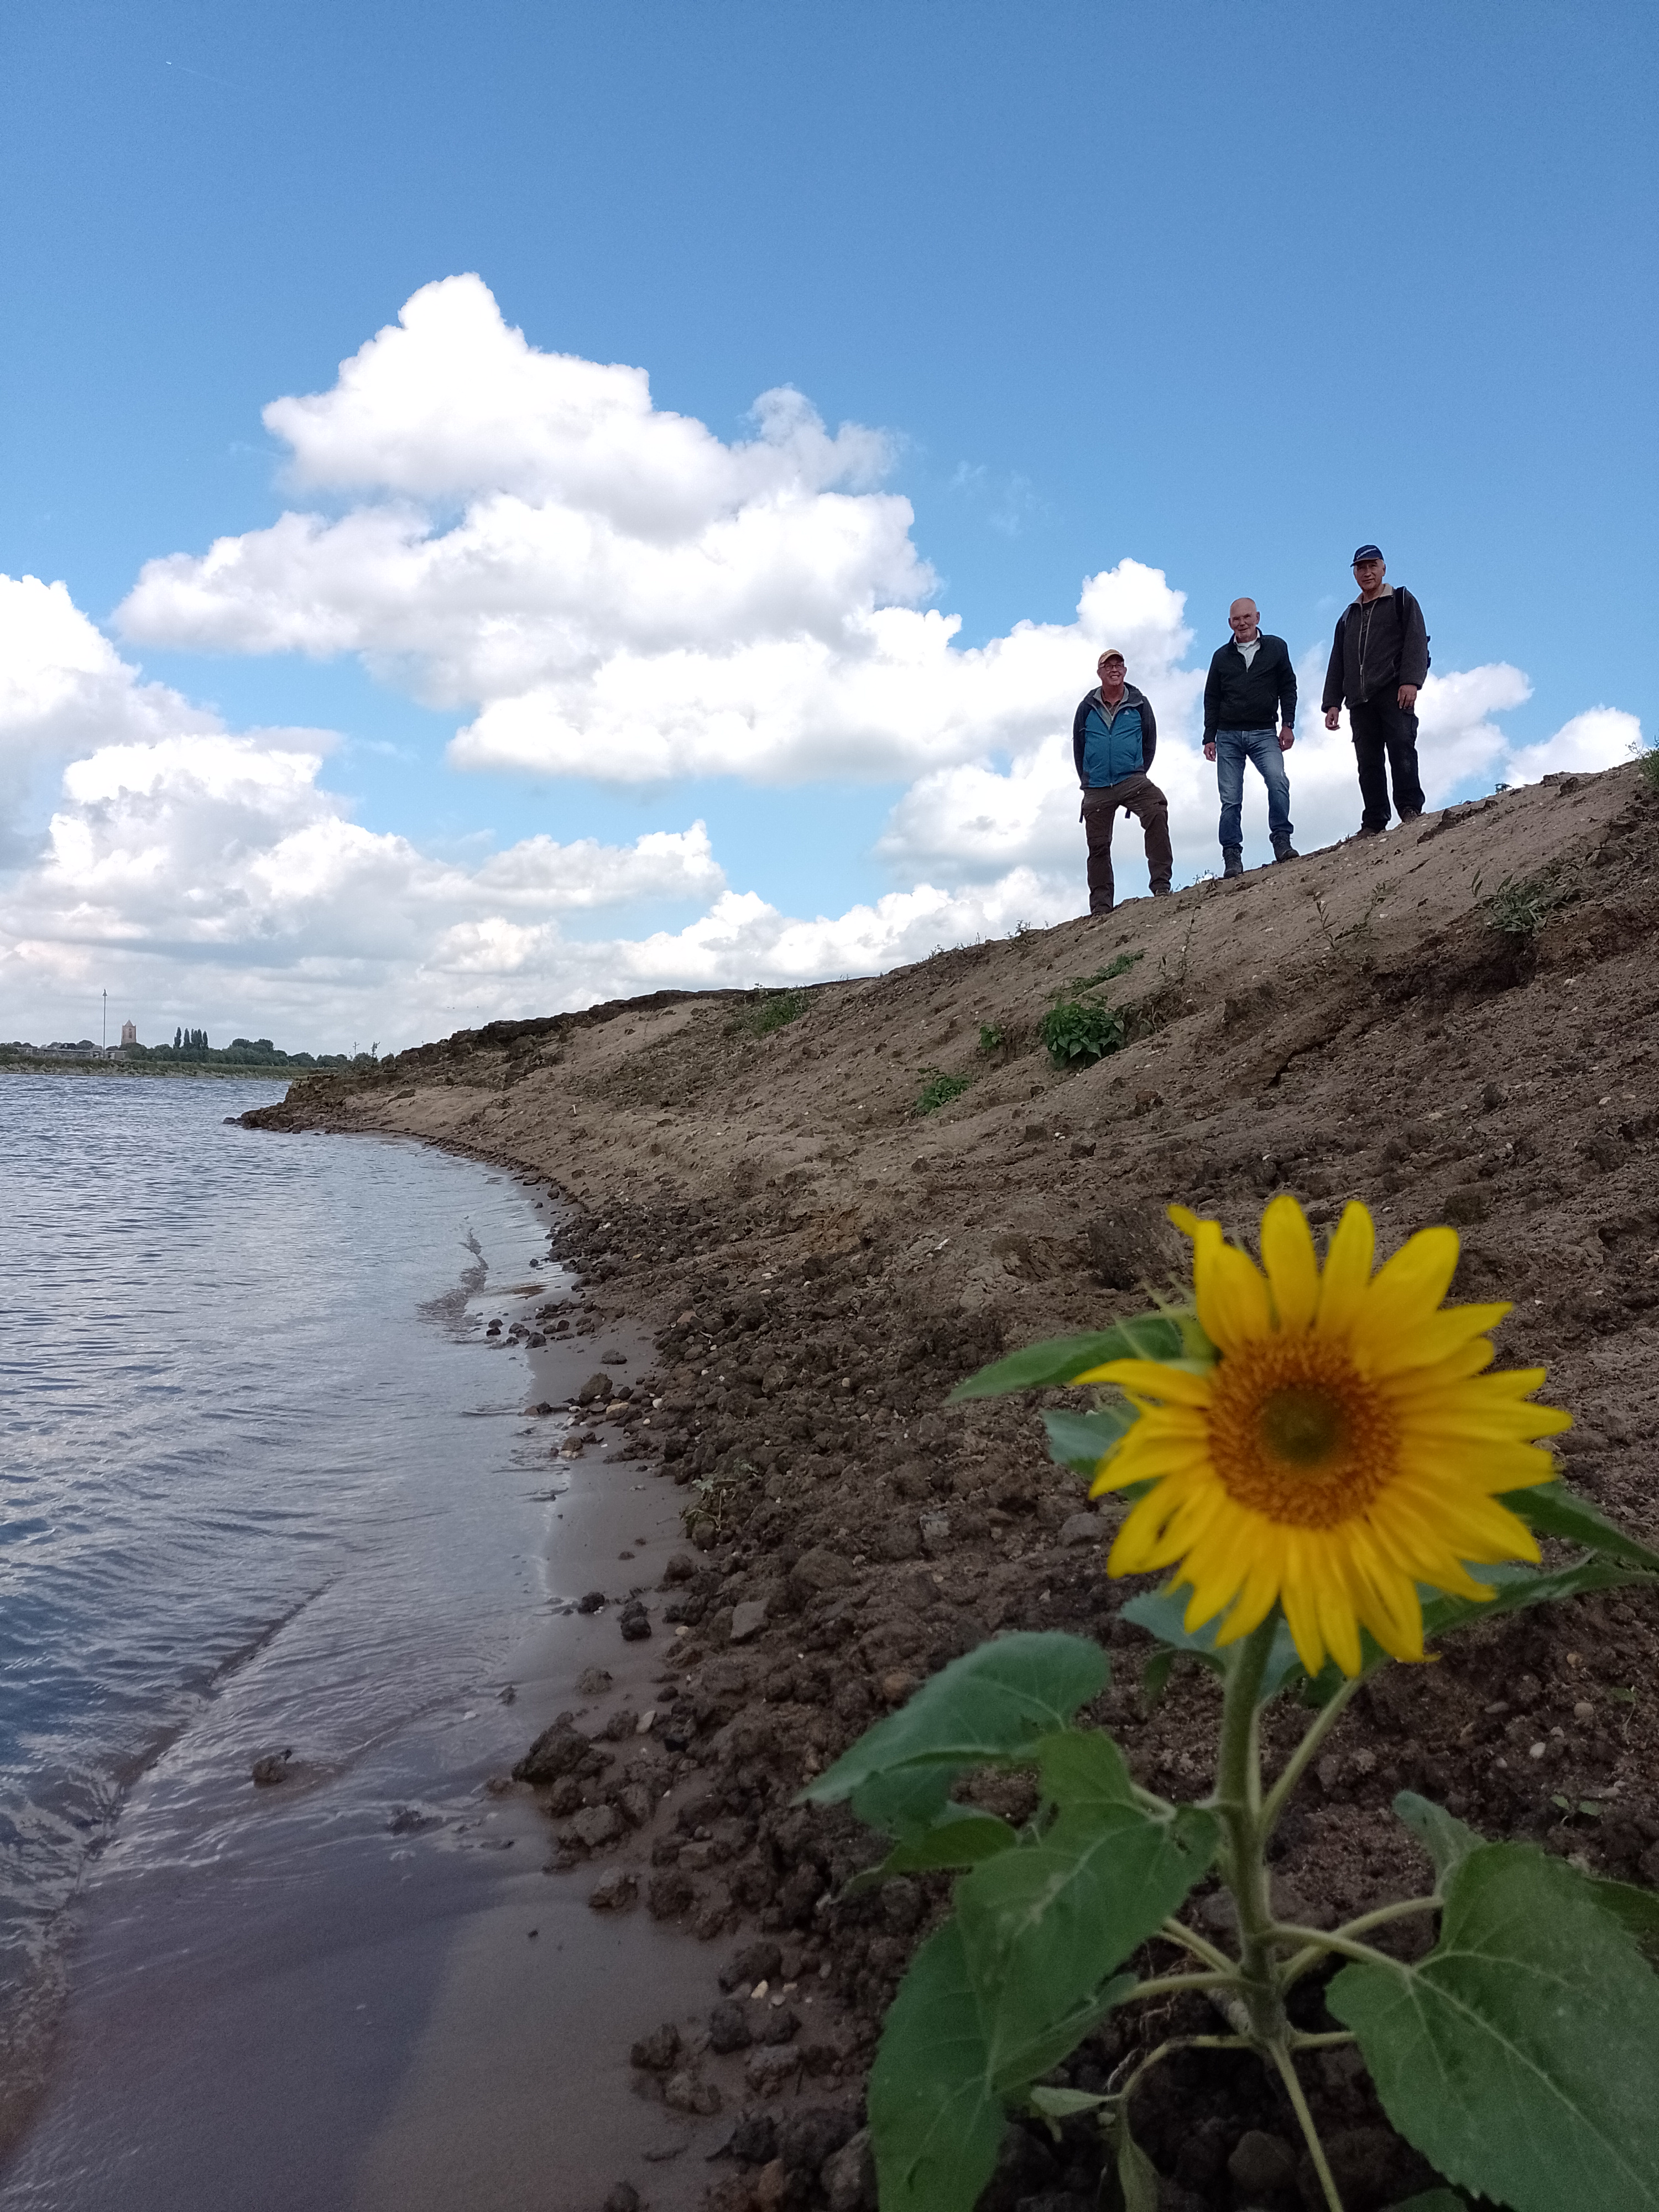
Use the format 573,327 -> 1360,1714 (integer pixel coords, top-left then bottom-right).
1081,774 -> 1172,913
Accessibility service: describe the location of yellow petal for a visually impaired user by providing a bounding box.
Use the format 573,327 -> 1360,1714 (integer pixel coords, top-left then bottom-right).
1316,1202 -> 1375,1337
1260,1195 -> 1318,1333
1360,1303 -> 1512,1379
1358,1224 -> 1461,1338
1196,1240 -> 1273,1355
1082,1358 -> 1215,1405
1279,1558 -> 1328,1676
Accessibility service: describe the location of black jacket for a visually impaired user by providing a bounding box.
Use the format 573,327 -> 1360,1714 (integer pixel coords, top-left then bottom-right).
1202,634 -> 1297,745
1321,586 -> 1430,711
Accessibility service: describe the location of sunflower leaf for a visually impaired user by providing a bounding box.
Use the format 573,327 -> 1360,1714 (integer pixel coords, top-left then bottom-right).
1140,1648 -> 1176,1714
1500,1480 -> 1659,1576
1420,1557 -> 1659,1642
1042,1404 -> 1138,1475
1107,2107 -> 1162,2212
1583,1875 -> 1659,1964
1120,1590 -> 1306,1702
844,1807 -> 1020,1894
867,1921 -> 1008,2212
799,1632 -> 1109,1809
950,1316 -> 1183,1399
1392,1790 -> 1482,1887
957,1760 -> 1216,2091
1327,1842 -> 1659,2212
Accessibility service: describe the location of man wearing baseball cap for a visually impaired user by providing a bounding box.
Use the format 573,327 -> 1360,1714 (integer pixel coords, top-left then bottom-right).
1072,649 -> 1172,914
1321,546 -> 1431,836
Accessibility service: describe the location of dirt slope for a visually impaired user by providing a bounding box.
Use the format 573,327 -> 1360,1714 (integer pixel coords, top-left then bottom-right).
250,762 -> 1659,2210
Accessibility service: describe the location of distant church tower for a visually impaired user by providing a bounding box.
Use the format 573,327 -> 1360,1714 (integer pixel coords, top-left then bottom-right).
120,1020 -> 137,1046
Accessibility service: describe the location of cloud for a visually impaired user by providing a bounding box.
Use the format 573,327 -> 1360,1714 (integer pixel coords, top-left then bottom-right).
1503,706 -> 1642,784
116,276 -> 1194,788
0,574 -> 228,863
0,601 -> 735,1044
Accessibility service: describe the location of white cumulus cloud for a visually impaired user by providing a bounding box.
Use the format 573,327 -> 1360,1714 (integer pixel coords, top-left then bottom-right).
115,278 -> 1198,789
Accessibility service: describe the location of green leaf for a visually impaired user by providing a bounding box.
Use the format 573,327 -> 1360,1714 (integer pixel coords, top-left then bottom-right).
867,1921 -> 1007,2212
1393,1790 -> 1482,1887
1328,1842 -> 1659,2212
1140,1648 -> 1176,1714
1383,2194 -> 1469,2211
950,1314 -> 1183,1399
1042,1404 -> 1138,1476
1501,1480 -> 1659,1576
1027,2084 -> 1109,2120
1585,1875 -> 1659,1965
799,1632 -> 1109,1808
845,1807 -> 1019,1893
851,1762 -> 955,1839
1420,1557 -> 1659,1641
1120,1589 -> 1307,1702
957,1736 -> 1216,2091
1107,2109 -> 1161,2212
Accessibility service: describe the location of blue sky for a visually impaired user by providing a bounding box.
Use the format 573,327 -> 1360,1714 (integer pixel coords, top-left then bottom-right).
2,0 -> 1652,1048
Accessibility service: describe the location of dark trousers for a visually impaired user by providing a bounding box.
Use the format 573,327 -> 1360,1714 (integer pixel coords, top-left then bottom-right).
1081,774 -> 1172,914
1349,696 -> 1426,831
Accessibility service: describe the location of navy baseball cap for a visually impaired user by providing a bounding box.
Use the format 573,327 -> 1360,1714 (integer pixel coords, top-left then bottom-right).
1352,543 -> 1384,565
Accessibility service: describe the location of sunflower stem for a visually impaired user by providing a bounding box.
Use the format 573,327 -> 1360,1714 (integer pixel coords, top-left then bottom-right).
1269,2038 -> 1346,2211
1213,1616 -> 1284,2046
1260,1672 -> 1364,1834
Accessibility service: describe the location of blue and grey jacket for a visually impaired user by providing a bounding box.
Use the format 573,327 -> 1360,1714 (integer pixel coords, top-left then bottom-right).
1072,682 -> 1158,789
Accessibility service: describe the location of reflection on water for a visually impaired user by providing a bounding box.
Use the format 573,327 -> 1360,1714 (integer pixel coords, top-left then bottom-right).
0,1073 -> 566,2135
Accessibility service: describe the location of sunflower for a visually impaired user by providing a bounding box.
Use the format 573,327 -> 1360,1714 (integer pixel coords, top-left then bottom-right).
1075,1196 -> 1572,1677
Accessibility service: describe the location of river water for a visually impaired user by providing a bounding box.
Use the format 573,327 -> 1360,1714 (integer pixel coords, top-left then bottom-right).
0,1072 -> 571,2172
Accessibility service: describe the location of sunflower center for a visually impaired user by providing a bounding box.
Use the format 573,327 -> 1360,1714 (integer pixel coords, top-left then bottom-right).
1259,1387 -> 1346,1468
1207,1336 -> 1398,1528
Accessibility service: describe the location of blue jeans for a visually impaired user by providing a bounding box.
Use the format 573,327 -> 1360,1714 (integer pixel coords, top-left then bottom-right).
1215,727 -> 1293,851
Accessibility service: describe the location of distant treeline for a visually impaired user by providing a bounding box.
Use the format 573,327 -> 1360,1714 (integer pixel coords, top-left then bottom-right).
1,1032 -> 367,1070
133,1031 -> 359,1068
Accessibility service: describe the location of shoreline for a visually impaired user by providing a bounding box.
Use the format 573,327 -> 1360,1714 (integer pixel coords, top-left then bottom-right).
0,1161 -> 735,2212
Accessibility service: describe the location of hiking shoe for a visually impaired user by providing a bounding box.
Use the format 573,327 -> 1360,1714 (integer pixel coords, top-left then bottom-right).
1150,882 -> 1172,898
1353,825 -> 1384,840
1400,809 -> 1423,824
1272,839 -> 1298,863
1222,849 -> 1244,880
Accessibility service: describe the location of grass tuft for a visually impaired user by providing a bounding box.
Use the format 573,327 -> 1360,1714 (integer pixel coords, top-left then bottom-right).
742,989 -> 807,1037
1475,868 -> 1568,938
915,1068 -> 973,1115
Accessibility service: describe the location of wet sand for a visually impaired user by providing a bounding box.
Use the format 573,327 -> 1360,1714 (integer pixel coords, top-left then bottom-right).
0,1244 -> 720,2212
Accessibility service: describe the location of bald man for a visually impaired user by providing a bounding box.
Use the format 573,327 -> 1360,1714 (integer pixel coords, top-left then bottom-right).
1202,600 -> 1298,879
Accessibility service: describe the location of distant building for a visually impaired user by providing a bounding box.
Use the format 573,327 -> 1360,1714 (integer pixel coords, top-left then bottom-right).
120,1020 -> 137,1046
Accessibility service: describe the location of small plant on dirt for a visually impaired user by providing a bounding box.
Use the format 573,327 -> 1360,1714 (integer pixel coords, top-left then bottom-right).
976,1023 -> 1005,1057
915,1068 -> 973,1115
684,1459 -> 750,1541
802,1196 -> 1659,2212
1067,949 -> 1145,994
1638,738 -> 1659,797
739,988 -> 807,1037
1038,993 -> 1127,1069
1475,867 -> 1569,938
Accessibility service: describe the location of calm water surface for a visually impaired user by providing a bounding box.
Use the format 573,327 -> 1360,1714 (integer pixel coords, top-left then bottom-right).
0,1072 -> 566,2125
